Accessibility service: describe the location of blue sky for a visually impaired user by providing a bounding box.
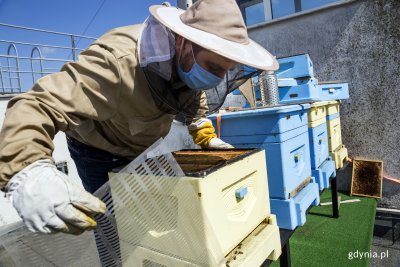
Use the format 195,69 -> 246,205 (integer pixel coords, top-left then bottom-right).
0,0 -> 177,37
0,0 -> 177,92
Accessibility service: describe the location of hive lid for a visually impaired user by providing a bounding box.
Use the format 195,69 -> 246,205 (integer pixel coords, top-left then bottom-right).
209,104 -> 310,119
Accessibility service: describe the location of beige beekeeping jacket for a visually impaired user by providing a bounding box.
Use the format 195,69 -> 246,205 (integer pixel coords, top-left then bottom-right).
0,24 -> 208,190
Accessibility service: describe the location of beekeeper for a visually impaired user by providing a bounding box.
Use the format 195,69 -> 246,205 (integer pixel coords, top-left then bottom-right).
0,0 -> 278,235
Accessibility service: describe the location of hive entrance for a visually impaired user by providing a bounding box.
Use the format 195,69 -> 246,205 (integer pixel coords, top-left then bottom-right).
173,149 -> 255,175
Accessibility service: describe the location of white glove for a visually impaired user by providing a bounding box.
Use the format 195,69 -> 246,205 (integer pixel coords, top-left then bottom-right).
207,137 -> 234,149
6,159 -> 106,235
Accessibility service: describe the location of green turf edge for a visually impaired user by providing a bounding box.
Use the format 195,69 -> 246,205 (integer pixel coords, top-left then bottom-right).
270,190 -> 377,267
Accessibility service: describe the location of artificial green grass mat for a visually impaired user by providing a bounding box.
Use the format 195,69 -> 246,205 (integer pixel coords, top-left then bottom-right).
271,190 -> 377,267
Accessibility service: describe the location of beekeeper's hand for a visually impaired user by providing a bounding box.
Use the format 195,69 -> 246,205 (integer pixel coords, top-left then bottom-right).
207,137 -> 234,149
188,118 -> 234,149
6,159 -> 106,235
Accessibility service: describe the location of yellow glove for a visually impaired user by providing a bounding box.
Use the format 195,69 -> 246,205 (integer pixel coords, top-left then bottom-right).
188,118 -> 233,149
189,118 -> 216,148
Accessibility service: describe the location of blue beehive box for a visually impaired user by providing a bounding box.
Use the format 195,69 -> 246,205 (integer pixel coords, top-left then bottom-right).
307,102 -> 336,191
250,77 -> 319,107
273,54 -> 349,104
208,104 -> 320,229
270,182 -> 320,230
309,123 -> 329,169
209,104 -> 311,199
247,77 -> 349,106
317,82 -> 349,101
276,54 -> 314,78
308,123 -> 336,191
278,79 -> 318,104
277,81 -> 349,104
312,158 -> 336,191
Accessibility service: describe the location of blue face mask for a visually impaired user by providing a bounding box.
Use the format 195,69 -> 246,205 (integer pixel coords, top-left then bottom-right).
177,42 -> 223,91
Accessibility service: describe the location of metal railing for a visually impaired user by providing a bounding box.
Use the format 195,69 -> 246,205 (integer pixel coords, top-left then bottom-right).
0,23 -> 97,94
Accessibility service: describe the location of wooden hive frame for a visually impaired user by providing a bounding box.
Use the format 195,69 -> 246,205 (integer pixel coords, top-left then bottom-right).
172,149 -> 256,176
351,158 -> 383,198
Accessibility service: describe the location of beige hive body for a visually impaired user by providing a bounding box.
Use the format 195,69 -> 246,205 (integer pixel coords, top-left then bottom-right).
325,100 -> 340,115
331,144 -> 349,169
308,101 -> 328,128
322,101 -> 349,169
109,149 -> 281,266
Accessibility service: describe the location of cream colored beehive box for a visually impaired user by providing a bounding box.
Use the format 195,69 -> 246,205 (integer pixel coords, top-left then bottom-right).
109,149 -> 281,267
124,216 -> 281,267
331,144 -> 349,169
308,101 -> 327,127
326,100 -> 340,115
327,117 -> 343,152
324,100 -> 349,169
325,100 -> 342,152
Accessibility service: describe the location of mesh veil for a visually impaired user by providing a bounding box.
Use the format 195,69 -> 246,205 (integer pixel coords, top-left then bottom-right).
139,16 -> 261,119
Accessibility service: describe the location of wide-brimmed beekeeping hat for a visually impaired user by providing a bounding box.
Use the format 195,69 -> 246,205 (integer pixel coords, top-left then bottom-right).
149,0 -> 278,71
